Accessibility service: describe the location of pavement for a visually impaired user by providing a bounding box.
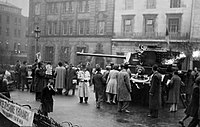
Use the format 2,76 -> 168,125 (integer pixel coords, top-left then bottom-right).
1,87 -> 191,127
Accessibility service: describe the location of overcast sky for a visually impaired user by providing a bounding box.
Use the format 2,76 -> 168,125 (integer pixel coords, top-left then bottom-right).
6,0 -> 29,17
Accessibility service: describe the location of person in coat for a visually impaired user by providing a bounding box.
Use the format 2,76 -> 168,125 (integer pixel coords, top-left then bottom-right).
92,67 -> 106,108
54,62 -> 66,95
179,75 -> 199,127
78,63 -> 91,103
184,69 -> 195,104
35,62 -> 45,101
14,60 -> 21,89
117,64 -> 132,113
65,64 -> 77,96
148,64 -> 162,118
168,70 -> 183,112
41,80 -> 56,116
106,64 -> 119,104
20,61 -> 29,91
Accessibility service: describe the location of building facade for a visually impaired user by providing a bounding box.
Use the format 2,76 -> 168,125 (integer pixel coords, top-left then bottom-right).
0,1 -> 28,64
112,0 -> 200,68
28,0 -> 115,68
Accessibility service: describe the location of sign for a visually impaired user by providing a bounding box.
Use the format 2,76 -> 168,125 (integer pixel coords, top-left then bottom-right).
0,98 -> 34,127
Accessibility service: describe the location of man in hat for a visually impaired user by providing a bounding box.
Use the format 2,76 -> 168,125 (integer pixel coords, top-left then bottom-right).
77,63 -> 91,103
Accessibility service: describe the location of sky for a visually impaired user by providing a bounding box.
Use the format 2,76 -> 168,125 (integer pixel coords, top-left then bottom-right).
2,0 -> 29,17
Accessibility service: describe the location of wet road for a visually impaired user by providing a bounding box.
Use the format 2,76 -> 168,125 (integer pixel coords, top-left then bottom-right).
9,87 -> 191,127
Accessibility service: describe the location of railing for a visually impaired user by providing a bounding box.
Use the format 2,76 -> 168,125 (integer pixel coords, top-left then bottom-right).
113,32 -> 190,40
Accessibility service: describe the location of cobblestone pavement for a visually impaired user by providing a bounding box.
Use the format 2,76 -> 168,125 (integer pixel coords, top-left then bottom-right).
1,87 -> 191,127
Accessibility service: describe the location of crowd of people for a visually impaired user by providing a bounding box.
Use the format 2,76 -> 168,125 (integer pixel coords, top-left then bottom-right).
0,60 -> 200,126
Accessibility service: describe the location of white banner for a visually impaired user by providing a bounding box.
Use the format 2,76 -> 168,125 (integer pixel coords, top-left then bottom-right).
0,98 -> 34,127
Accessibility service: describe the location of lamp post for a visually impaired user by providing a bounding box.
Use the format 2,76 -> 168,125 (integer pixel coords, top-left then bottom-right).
34,26 -> 41,61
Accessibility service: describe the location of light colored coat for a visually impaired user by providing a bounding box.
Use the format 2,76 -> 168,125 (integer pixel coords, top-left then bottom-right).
117,69 -> 132,102
78,70 -> 90,97
55,66 -> 66,89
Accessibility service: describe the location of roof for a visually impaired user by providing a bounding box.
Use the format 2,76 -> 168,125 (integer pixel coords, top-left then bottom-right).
0,1 -> 20,9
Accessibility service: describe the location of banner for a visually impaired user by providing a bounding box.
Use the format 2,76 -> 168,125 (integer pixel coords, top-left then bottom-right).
0,98 -> 34,127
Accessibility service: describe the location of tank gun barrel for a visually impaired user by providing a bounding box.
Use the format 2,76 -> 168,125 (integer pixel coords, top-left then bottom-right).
76,52 -> 126,59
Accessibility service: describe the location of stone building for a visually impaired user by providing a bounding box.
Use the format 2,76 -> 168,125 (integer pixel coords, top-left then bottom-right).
0,1 -> 28,64
28,0 -> 115,68
112,0 -> 200,69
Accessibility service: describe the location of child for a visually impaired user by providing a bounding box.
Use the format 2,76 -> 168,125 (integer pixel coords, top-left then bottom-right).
41,80 -> 56,116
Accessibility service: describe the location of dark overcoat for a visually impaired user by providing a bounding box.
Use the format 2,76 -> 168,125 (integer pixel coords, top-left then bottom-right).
185,84 -> 199,117
167,74 -> 182,104
184,73 -> 195,95
117,69 -> 132,102
41,86 -> 55,113
35,67 -> 45,92
65,68 -> 77,91
92,72 -> 105,96
149,71 -> 162,110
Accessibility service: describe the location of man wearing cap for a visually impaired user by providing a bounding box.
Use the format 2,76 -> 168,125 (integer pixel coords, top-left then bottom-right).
78,63 -> 91,103
93,66 -> 106,108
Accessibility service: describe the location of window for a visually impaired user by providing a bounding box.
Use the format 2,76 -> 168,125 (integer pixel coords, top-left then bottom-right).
18,30 -> 21,37
97,21 -> 105,35
147,0 -> 156,9
19,18 -> 21,25
15,17 -> 17,25
53,22 -> 58,35
6,28 -> 9,36
47,22 -> 58,35
78,21 -> 84,35
69,2 -> 74,13
122,15 -> 134,35
35,3 -> 41,15
47,2 -> 58,14
63,1 -> 74,13
14,29 -> 17,37
63,2 -> 69,13
0,15 -> 1,23
143,14 -> 157,35
76,47 -> 86,65
47,22 -> 53,35
68,21 -> 73,35
168,18 -> 179,33
0,27 -> 1,35
7,16 -> 9,24
63,22 -> 68,35
78,20 -> 90,35
99,0 -> 106,11
125,0 -> 134,10
78,1 -> 89,12
45,46 -> 54,62
85,20 -> 90,34
60,47 -> 70,62
170,0 -> 180,8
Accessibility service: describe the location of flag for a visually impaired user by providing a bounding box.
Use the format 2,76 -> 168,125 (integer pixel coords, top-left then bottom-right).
165,27 -> 170,48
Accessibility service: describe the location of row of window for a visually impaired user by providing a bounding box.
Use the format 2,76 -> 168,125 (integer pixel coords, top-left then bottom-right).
46,0 -> 106,15
0,26 -> 21,37
47,20 -> 106,35
125,0 -> 181,10
122,15 -> 180,35
0,14 -> 21,25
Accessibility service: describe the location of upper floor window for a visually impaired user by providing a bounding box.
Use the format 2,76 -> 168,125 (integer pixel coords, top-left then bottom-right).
168,18 -> 180,33
99,0 -> 106,11
0,27 -> 1,35
78,1 -> 89,12
18,30 -> 21,37
97,21 -> 105,35
7,16 -> 9,24
19,18 -> 21,25
6,28 -> 9,36
47,21 -> 58,35
63,1 -> 74,13
125,0 -> 134,10
14,29 -> 17,37
143,14 -> 157,35
62,20 -> 73,35
47,2 -> 58,14
122,15 -> 135,35
35,3 -> 41,15
147,0 -> 156,9
170,0 -> 181,8
15,17 -> 17,25
0,15 -> 1,23
78,20 -> 90,35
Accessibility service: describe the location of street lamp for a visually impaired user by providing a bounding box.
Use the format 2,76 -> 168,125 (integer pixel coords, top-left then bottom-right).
34,26 -> 41,60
